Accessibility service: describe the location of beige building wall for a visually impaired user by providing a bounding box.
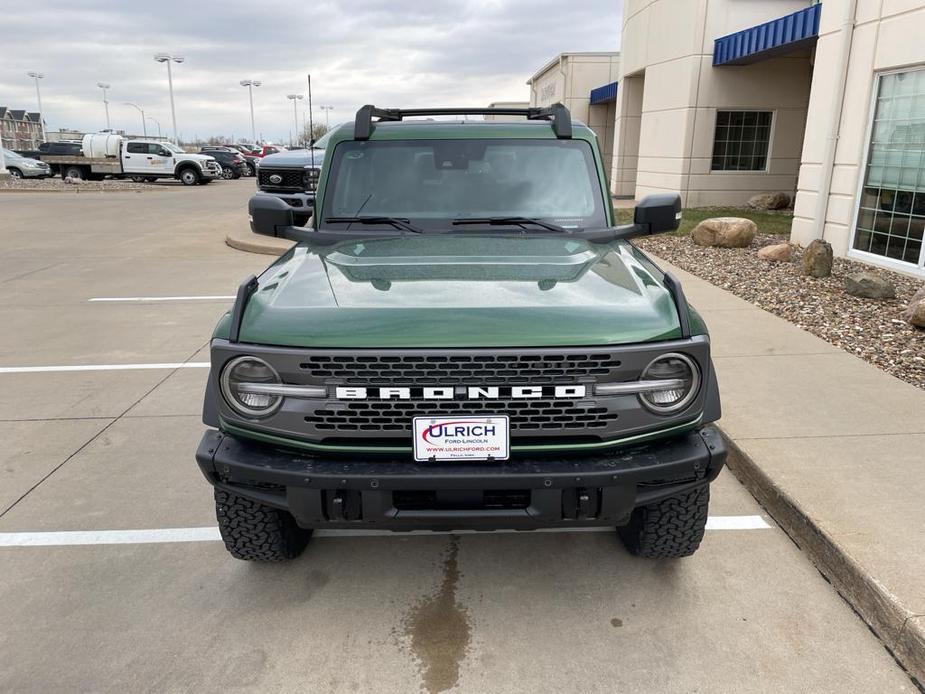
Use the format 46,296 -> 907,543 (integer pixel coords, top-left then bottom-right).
483,102 -> 530,121
528,52 -> 621,179
614,0 -> 813,206
791,0 -> 925,275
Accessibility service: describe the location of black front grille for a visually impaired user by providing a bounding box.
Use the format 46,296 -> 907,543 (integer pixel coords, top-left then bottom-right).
305,398 -> 618,433
258,167 -> 317,191
299,352 -> 622,386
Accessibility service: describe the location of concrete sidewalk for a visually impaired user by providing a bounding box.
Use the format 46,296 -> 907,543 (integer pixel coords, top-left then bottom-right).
654,256 -> 925,684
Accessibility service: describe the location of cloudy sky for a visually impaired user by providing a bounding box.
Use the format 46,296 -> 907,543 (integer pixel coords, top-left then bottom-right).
2,0 -> 622,143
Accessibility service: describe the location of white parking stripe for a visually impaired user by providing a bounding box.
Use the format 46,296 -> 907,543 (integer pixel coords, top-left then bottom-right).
0,362 -> 210,374
0,516 -> 771,547
89,296 -> 235,302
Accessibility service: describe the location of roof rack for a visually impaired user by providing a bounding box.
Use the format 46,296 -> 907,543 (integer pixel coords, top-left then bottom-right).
353,103 -> 573,141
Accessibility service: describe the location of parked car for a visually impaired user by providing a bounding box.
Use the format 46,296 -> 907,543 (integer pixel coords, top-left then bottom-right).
248,129 -> 332,230
199,147 -> 248,179
226,145 -> 260,175
205,105 -> 726,563
250,144 -> 286,158
2,148 -> 53,178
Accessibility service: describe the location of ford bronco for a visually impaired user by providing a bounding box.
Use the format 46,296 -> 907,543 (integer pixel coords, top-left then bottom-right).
197,104 -> 725,561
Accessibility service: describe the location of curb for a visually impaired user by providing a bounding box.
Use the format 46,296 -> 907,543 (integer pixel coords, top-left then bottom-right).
225,230 -> 295,256
722,434 -> 924,685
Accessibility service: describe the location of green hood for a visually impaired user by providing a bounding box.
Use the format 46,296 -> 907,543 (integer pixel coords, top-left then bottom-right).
233,235 -> 684,348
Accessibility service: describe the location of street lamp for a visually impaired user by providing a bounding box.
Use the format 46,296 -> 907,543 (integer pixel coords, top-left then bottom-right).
240,79 -> 261,143
319,105 -> 334,129
27,71 -> 46,144
124,102 -> 147,137
97,82 -> 111,130
147,116 -> 162,139
286,94 -> 303,146
153,53 -> 184,143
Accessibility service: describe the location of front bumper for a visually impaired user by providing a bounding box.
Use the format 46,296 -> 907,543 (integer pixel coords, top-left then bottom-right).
196,426 -> 726,531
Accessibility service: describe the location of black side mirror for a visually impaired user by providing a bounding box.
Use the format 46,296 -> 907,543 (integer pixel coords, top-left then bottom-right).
249,195 -> 295,237
634,193 -> 682,234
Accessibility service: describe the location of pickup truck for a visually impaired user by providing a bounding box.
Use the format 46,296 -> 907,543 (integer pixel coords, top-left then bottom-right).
34,133 -> 221,185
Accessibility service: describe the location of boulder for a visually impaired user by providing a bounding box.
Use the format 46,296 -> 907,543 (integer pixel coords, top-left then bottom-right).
757,243 -> 792,262
801,239 -> 833,278
691,217 -> 757,248
902,285 -> 925,328
747,192 -> 791,210
844,272 -> 896,300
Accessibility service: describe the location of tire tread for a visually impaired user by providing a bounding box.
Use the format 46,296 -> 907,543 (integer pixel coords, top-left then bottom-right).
619,486 -> 710,558
214,489 -> 310,562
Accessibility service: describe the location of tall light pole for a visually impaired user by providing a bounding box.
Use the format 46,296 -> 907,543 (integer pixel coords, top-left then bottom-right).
153,53 -> 184,144
124,102 -> 147,137
27,71 -> 46,143
97,82 -> 111,130
286,94 -> 303,146
147,116 -> 162,139
240,79 -> 261,142
319,105 -> 334,129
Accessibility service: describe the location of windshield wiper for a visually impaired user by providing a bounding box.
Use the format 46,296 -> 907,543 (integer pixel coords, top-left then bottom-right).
324,216 -> 423,233
452,217 -> 570,233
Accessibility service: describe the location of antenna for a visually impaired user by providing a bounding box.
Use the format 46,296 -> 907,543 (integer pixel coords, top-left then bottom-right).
307,74 -> 315,172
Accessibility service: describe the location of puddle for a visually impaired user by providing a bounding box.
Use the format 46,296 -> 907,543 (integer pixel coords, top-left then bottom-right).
404,537 -> 471,693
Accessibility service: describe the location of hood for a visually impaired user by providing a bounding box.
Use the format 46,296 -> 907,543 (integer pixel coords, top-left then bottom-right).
259,148 -> 326,168
235,235 -> 682,348
185,153 -> 215,162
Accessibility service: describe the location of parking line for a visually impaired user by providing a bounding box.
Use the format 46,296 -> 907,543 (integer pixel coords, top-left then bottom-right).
89,296 -> 235,302
0,362 -> 210,374
0,516 -> 771,547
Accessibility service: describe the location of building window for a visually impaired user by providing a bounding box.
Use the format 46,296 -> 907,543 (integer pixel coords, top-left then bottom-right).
711,111 -> 772,171
853,69 -> 925,268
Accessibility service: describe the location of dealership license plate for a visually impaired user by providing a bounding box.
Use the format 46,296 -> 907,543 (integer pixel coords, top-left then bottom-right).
413,415 -> 510,462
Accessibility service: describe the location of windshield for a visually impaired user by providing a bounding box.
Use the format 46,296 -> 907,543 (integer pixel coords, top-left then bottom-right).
164,143 -> 185,154
321,138 -> 607,231
2,148 -> 24,160
312,127 -> 337,150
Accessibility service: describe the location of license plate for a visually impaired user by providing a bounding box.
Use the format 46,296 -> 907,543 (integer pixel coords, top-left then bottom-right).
412,415 -> 509,462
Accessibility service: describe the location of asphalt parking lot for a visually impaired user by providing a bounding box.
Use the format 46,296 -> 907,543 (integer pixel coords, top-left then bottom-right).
0,181 -> 916,693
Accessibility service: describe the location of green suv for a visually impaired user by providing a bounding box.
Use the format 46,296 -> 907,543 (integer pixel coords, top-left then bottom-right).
197,104 -> 725,561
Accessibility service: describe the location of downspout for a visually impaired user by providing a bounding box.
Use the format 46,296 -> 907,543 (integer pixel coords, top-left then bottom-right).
813,0 -> 858,241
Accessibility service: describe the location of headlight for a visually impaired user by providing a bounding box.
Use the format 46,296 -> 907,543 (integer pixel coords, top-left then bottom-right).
638,353 -> 700,414
220,356 -> 282,418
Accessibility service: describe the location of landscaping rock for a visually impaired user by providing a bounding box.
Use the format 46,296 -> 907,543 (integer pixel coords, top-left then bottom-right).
757,243 -> 792,262
691,217 -> 757,248
903,286 -> 925,328
845,272 -> 896,300
747,192 -> 791,210
801,239 -> 833,278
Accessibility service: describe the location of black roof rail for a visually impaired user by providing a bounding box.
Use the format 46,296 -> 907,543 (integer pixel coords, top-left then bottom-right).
353,103 -> 573,141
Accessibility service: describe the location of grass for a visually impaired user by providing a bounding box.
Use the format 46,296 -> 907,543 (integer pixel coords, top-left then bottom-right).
614,206 -> 794,236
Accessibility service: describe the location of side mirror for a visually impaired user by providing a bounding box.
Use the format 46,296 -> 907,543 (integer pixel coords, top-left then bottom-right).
633,193 -> 682,234
249,195 -> 295,237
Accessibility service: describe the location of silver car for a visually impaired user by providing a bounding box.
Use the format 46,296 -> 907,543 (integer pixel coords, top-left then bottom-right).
2,148 -> 53,179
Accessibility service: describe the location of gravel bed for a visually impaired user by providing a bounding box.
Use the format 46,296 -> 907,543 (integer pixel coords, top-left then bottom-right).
0,177 -> 166,193
636,233 -> 925,390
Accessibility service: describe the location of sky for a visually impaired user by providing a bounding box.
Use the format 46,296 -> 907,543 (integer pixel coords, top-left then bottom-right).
1,0 -> 622,144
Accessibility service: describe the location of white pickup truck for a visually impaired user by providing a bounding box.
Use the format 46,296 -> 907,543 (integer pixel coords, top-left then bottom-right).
36,133 -> 221,185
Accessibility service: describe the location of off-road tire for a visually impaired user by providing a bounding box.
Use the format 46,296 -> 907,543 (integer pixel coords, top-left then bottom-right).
618,486 -> 709,558
214,488 -> 311,561
178,167 -> 200,186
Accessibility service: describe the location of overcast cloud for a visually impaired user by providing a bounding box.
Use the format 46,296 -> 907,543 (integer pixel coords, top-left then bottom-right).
1,0 -> 622,143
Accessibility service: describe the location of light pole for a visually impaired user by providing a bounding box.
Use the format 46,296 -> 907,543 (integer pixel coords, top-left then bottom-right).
240,79 -> 261,142
147,116 -> 162,139
97,82 -> 111,130
319,105 -> 334,129
27,71 -> 46,144
124,102 -> 147,137
153,53 -> 184,144
286,94 -> 303,146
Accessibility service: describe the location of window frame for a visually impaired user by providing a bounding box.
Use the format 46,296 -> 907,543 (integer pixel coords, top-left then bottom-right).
709,109 -> 775,174
848,66 -> 925,276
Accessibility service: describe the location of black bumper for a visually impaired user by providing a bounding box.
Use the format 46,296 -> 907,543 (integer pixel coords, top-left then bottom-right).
196,427 -> 726,531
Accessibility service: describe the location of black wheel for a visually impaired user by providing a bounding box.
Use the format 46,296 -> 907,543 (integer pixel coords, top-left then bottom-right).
618,486 -> 710,558
246,163 -> 256,176
63,166 -> 84,180
178,167 -> 200,186
7,168 -> 23,179
215,489 -> 311,562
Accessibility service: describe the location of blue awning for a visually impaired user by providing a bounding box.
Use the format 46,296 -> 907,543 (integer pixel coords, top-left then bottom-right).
713,4 -> 821,67
590,81 -> 618,105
